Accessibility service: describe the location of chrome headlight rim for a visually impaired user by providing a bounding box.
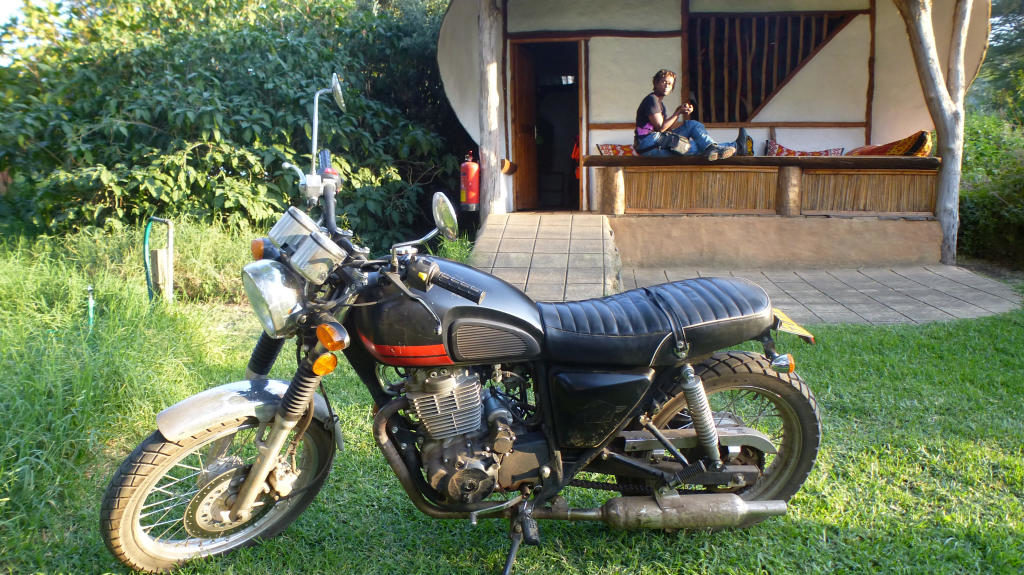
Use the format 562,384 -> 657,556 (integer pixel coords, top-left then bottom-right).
241,260 -> 304,339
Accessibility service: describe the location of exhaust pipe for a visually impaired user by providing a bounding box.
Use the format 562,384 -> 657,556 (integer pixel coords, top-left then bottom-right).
601,493 -> 786,530
534,493 -> 785,529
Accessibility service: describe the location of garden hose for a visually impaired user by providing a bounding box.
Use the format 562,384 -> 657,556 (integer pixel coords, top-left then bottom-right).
143,216 -> 173,302
87,285 -> 95,334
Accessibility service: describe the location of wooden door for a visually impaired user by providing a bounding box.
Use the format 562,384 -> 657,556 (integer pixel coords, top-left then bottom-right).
513,44 -> 538,210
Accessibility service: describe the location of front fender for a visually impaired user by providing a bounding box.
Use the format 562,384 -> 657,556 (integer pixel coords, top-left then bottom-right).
156,379 -> 334,443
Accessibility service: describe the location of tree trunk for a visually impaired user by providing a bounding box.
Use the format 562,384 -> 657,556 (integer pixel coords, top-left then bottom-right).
893,0 -> 973,265
478,0 -> 504,220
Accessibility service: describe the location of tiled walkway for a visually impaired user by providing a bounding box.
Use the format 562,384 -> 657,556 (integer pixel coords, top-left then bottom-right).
469,213 -> 1022,325
468,212 -> 616,302
621,265 -> 1021,325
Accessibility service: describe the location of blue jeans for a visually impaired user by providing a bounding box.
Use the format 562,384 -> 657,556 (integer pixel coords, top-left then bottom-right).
635,121 -> 733,157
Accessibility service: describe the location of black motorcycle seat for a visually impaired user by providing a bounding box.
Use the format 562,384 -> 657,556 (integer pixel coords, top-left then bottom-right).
538,277 -> 773,366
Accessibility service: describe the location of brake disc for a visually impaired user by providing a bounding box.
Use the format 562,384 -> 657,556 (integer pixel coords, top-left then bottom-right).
184,466 -> 274,538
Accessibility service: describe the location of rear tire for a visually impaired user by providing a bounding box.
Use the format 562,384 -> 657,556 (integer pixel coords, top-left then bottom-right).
652,351 -> 821,504
100,416 -> 334,573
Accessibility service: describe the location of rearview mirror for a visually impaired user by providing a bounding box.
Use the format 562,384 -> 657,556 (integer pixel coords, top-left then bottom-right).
432,192 -> 458,241
331,73 -> 345,112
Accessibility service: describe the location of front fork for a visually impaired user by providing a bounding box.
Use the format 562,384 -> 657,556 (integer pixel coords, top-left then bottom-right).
230,334 -> 330,521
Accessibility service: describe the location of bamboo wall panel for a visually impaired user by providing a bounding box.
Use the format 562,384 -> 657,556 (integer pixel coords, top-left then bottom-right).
801,170 -> 937,214
623,167 -> 777,213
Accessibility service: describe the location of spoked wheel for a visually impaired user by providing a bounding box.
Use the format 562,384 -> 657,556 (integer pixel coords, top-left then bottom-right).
648,351 -> 821,504
100,416 -> 334,573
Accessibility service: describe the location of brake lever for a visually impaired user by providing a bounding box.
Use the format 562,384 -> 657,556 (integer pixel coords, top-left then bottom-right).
382,271 -> 442,335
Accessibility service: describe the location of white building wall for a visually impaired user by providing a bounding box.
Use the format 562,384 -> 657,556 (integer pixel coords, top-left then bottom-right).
438,0 -> 514,212
753,16 -> 870,124
508,0 -> 680,33
589,37 -> 684,124
438,0 -> 481,143
871,0 -> 990,144
690,0 -> 869,11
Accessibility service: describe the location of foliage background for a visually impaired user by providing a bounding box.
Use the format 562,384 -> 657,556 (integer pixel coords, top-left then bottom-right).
0,0 -> 467,253
961,0 -> 1024,267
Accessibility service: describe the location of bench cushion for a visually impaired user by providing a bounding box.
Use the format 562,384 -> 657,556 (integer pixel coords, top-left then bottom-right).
846,130 -> 932,157
767,139 -> 844,157
597,144 -> 636,156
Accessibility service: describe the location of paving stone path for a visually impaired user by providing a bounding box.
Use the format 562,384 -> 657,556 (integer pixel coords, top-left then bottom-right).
469,213 -> 1021,325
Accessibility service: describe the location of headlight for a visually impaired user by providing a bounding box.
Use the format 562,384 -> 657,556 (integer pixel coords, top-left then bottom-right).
241,260 -> 304,338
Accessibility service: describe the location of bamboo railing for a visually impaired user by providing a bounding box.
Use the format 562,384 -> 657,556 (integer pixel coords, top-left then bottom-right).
583,156 -> 940,217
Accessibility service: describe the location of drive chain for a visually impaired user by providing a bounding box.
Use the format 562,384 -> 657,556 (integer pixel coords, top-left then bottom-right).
569,478 -> 651,496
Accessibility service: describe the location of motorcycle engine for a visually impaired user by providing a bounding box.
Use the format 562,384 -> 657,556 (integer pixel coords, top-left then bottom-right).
406,368 -> 515,504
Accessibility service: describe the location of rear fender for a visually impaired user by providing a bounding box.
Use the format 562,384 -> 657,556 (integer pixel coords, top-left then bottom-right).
156,380 -> 333,442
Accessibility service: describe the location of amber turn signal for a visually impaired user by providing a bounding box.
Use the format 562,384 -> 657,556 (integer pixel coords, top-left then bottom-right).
251,238 -> 265,260
312,352 -> 339,376
770,353 -> 796,374
316,322 -> 350,352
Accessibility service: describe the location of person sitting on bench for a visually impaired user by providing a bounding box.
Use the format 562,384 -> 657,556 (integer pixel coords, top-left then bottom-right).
634,69 -> 749,161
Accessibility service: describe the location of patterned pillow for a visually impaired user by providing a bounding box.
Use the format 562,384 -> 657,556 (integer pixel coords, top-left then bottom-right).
846,130 -> 932,157
597,144 -> 636,156
766,140 -> 844,157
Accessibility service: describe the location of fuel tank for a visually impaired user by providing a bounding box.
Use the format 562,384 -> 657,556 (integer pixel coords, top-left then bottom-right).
353,258 -> 543,367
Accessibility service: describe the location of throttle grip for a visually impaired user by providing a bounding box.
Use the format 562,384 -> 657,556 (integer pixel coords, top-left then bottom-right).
433,271 -> 485,304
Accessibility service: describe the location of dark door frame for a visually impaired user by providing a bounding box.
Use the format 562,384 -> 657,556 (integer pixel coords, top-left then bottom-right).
509,38 -> 584,211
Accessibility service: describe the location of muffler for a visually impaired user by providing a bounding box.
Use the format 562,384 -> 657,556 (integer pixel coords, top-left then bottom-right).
601,493 -> 786,530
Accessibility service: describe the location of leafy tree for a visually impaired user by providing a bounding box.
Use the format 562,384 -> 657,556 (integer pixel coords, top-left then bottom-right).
0,0 -> 458,251
968,0 -> 1024,124
959,114 -> 1024,265
893,0 -> 973,265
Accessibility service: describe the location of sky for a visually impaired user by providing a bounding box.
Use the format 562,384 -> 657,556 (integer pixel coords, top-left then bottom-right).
0,0 -> 22,25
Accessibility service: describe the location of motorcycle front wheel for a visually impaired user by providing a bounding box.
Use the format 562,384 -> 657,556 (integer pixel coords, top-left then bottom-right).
100,416 -> 334,573
652,351 -> 822,505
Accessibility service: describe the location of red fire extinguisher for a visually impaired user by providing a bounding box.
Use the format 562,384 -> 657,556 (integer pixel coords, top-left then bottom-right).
460,151 -> 479,212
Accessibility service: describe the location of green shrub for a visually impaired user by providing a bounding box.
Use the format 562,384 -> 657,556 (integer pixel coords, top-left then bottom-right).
959,114 -> 1024,267
0,228 -> 263,546
0,0 -> 456,251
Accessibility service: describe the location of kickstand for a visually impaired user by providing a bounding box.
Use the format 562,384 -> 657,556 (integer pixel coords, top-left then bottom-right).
501,527 -> 523,575
502,503 -> 540,575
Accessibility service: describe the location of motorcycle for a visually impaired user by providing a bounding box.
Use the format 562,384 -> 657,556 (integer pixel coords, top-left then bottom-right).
100,75 -> 821,574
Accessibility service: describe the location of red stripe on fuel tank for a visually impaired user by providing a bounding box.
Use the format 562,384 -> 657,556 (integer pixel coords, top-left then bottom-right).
358,331 -> 454,367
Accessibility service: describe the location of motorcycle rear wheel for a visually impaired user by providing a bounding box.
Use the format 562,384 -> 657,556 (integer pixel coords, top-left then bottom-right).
651,351 -> 821,505
100,416 -> 334,573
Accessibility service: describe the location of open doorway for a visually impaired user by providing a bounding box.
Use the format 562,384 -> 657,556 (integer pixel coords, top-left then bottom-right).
512,41 -> 580,211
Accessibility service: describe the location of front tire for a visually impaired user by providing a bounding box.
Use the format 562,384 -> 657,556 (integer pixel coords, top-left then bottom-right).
100,416 -> 334,573
653,351 -> 821,503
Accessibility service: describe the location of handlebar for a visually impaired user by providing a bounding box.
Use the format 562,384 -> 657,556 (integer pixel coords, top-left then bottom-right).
404,256 -> 485,304
432,271 -> 485,304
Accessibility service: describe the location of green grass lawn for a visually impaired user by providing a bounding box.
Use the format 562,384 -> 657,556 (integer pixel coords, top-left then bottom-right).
1,226 -> 1022,574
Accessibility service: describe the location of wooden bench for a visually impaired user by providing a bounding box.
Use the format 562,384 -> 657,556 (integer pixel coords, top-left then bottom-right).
583,155 -> 941,218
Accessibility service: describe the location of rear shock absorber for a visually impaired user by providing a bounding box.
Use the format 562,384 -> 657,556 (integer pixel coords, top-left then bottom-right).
679,364 -> 722,469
